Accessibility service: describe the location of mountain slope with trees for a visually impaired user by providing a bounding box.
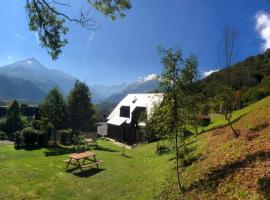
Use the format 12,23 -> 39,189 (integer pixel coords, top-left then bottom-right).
0,74 -> 45,102
200,49 -> 270,107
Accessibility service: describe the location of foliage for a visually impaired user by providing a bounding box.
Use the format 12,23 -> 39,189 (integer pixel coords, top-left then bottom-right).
0,117 -> 7,133
31,119 -> 41,130
37,130 -> 49,147
0,131 -> 7,140
67,80 -> 96,135
14,131 -> 23,146
242,87 -> 264,106
151,46 -> 200,192
40,87 -> 67,143
200,50 -> 270,110
26,1 -> 68,60
22,127 -> 38,147
92,0 -> 132,20
197,115 -> 211,127
0,106 -> 7,118
59,129 -> 72,145
25,0 -> 131,59
5,100 -> 23,134
20,104 -> 38,117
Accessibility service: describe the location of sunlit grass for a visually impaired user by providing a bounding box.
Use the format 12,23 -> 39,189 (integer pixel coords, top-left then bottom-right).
0,140 -> 171,200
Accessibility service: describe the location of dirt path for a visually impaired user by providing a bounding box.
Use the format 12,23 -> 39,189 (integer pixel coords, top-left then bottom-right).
0,140 -> 14,145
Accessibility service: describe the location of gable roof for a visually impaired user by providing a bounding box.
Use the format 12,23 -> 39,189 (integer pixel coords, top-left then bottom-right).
107,93 -> 163,126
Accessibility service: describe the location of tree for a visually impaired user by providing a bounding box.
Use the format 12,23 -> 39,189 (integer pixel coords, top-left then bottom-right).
40,87 -> 67,143
67,80 -> 95,136
218,26 -> 239,137
181,55 -> 200,134
157,47 -> 199,193
6,100 -> 23,134
25,0 -> 132,59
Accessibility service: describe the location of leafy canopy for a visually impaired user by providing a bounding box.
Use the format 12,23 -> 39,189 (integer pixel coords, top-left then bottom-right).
25,0 -> 132,59
67,80 -> 96,134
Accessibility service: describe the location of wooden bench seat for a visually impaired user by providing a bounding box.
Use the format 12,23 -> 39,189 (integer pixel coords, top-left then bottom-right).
63,158 -> 74,163
81,160 -> 103,168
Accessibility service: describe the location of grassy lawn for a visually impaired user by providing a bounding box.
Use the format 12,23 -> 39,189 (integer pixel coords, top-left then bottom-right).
198,98 -> 268,133
0,140 -> 171,200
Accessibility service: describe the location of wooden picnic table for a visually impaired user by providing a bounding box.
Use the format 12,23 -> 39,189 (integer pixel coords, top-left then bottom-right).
64,151 -> 102,172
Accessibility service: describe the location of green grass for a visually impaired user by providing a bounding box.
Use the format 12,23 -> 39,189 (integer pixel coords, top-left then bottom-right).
198,97 -> 270,132
0,141 -> 171,200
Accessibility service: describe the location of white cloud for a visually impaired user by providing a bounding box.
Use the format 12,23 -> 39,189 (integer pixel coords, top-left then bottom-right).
86,31 -> 95,48
203,69 -> 219,77
14,33 -> 30,43
255,11 -> 270,51
26,60 -> 33,64
138,74 -> 158,83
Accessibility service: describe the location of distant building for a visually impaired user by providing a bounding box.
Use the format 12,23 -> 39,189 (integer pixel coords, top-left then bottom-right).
106,93 -> 163,145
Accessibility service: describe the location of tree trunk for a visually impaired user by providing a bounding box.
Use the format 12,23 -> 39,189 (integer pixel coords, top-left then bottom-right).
228,115 -> 239,137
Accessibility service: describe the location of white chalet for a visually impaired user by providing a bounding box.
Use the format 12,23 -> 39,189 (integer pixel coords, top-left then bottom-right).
107,93 -> 163,144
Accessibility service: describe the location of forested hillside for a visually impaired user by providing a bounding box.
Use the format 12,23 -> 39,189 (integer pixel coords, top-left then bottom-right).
200,49 -> 270,107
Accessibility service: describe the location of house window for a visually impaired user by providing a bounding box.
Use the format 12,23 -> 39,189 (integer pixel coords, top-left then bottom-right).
120,106 -> 130,118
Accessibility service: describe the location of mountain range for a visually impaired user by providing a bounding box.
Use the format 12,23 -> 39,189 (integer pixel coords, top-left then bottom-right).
0,58 -> 160,104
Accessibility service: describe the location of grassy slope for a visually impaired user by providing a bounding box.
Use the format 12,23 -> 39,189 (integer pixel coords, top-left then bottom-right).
1,97 -> 270,200
161,96 -> 270,199
0,141 -> 170,200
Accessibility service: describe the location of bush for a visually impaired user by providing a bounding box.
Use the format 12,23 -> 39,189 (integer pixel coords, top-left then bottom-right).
0,117 -> 6,132
197,115 -> 211,126
22,127 -> 38,147
59,129 -> 72,145
37,130 -> 48,147
14,131 -> 23,146
32,119 -> 41,130
0,131 -> 7,140
242,87 -> 265,106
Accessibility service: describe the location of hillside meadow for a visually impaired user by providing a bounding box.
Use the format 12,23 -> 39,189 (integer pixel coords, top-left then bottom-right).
1,96 -> 270,199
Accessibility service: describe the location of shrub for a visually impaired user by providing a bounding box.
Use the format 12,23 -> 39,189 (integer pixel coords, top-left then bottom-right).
197,115 -> 211,126
0,117 -> 6,132
32,119 -> 41,130
242,87 -> 265,106
59,129 -> 72,145
22,127 -> 38,147
14,131 -> 23,146
0,131 -> 7,140
37,130 -> 48,147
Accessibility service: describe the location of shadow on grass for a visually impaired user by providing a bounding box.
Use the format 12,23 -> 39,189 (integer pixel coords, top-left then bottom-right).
14,146 -> 42,151
258,177 -> 270,199
188,150 -> 270,192
120,153 -> 133,158
93,145 -> 119,152
44,146 -> 82,156
66,167 -> 105,178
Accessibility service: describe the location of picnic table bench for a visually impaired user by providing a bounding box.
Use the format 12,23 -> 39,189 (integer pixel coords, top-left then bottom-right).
64,151 -> 102,172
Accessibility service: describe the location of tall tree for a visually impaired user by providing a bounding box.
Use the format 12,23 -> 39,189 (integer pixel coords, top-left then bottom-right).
218,26 -> 239,137
158,47 -> 199,193
40,87 -> 67,143
181,55 -> 200,134
6,100 -> 23,134
67,80 -> 95,136
25,0 -> 132,59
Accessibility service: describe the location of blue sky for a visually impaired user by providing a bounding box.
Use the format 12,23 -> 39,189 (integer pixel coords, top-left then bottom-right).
0,0 -> 269,85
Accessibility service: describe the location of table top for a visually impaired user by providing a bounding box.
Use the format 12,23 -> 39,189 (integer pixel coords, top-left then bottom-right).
69,151 -> 96,160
